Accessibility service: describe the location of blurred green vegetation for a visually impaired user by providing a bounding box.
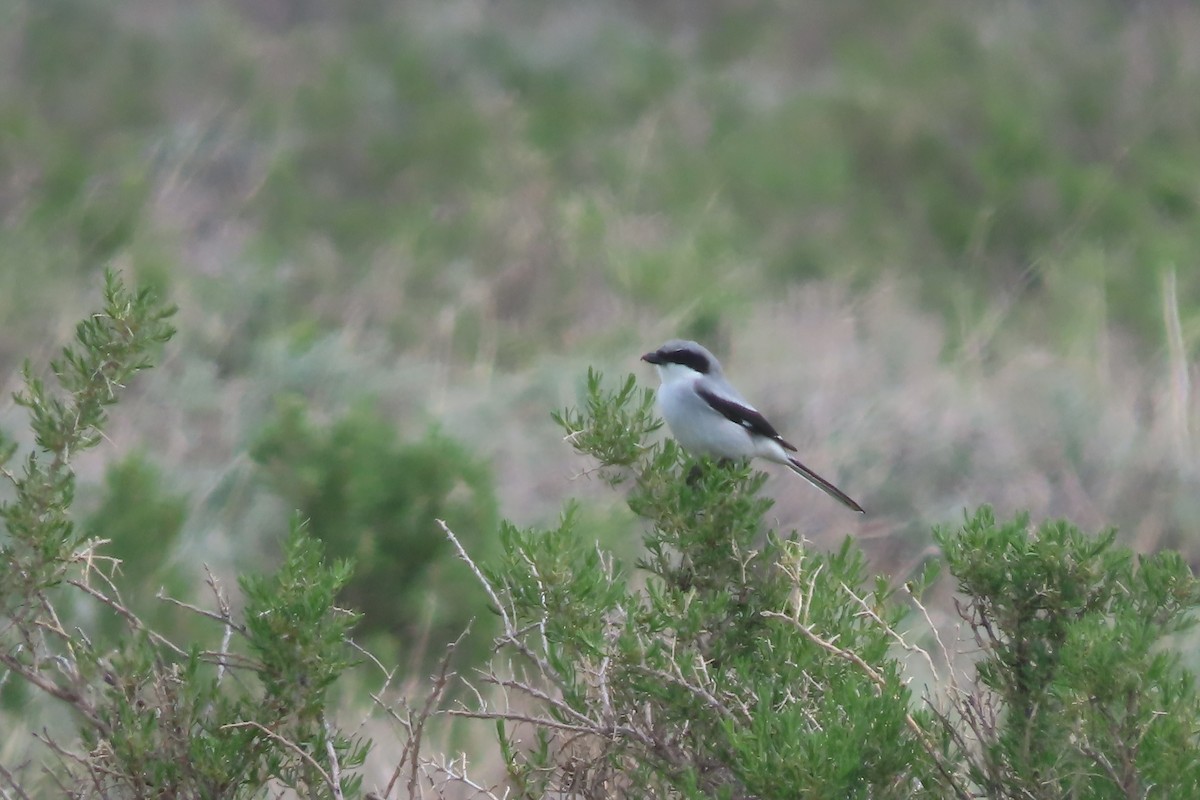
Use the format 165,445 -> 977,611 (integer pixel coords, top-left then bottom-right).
2,0 -> 1198,363
250,398 -> 498,663
87,452 -> 189,588
83,452 -> 194,640
2,0 -> 1196,681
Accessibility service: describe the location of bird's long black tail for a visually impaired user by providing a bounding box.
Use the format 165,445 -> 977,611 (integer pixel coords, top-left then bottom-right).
786,457 -> 865,514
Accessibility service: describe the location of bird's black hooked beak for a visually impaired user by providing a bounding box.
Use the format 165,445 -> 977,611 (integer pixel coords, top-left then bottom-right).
641,350 -> 664,365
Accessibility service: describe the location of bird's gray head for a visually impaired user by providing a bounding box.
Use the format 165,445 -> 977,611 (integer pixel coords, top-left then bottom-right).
641,340 -> 723,377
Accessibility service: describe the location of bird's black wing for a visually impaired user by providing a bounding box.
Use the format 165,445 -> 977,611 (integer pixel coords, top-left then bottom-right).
695,385 -> 798,452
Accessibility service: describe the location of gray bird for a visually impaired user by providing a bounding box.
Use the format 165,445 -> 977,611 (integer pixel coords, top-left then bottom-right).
642,339 -> 864,513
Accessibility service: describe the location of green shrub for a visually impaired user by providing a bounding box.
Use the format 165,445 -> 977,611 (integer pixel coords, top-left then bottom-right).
5,277 -> 1199,798
79,451 -> 192,642
455,372 -> 950,798
0,273 -> 368,797
938,509 -> 1200,798
86,451 -> 188,591
251,399 -> 498,660
73,526 -> 367,799
445,371 -> 1200,799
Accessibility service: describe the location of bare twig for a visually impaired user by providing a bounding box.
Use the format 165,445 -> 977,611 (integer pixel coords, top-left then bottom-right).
220,721 -> 343,800
629,662 -> 748,723
379,628 -> 466,800
422,753 -> 507,800
516,548 -> 552,658
324,719 -> 344,798
203,565 -> 236,685
444,709 -> 612,737
905,583 -> 961,687
839,580 -> 941,684
475,677 -> 601,732
437,519 -> 567,690
0,759 -> 33,800
156,590 -> 248,632
0,653 -> 108,735
66,579 -> 187,658
438,520 -> 509,632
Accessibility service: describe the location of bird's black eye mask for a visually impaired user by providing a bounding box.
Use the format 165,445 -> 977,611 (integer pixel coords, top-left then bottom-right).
660,348 -> 711,374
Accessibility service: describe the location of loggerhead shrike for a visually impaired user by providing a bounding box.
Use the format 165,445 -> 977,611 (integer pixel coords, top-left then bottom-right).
642,339 -> 864,513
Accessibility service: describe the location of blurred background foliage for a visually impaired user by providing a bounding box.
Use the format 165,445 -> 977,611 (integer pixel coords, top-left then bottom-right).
250,399 -> 498,660
1,0 -> 1199,782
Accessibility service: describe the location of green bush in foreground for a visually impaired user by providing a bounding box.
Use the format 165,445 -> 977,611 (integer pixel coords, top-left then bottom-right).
938,510 -> 1200,798
454,371 -> 1200,799
3,277 -> 1198,798
456,372 -> 948,798
0,273 -> 365,797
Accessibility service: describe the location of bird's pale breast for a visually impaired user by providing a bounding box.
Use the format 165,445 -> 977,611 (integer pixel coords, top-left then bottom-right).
657,378 -> 757,459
